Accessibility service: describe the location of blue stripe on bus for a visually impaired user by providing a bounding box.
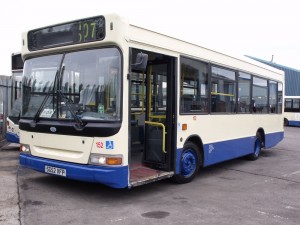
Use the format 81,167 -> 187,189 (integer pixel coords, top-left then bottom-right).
288,121 -> 300,127
175,148 -> 183,174
6,132 -> 20,143
265,131 -> 284,148
203,136 -> 254,167
175,131 -> 284,173
19,154 -> 128,188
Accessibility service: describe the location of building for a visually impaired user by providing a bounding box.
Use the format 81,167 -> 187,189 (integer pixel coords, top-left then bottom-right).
247,56 -> 300,126
246,56 -> 300,96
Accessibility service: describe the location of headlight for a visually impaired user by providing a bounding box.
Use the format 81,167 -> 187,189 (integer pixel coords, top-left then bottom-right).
89,154 -> 122,166
20,144 -> 31,154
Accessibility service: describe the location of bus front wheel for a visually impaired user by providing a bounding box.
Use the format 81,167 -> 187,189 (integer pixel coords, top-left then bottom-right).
172,142 -> 201,184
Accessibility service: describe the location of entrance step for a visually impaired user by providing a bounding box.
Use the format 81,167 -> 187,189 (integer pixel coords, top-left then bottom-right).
129,165 -> 174,188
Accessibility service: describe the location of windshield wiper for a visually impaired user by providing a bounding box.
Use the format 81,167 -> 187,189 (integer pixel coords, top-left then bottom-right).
57,90 -> 86,129
33,90 -> 53,123
57,65 -> 86,129
33,69 -> 59,124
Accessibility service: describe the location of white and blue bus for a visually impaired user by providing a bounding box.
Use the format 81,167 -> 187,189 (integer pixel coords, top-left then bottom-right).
19,14 -> 284,188
284,96 -> 300,126
6,53 -> 23,143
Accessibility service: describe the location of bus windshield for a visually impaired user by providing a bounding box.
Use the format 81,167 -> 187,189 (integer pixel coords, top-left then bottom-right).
21,47 -> 121,122
10,71 -> 22,118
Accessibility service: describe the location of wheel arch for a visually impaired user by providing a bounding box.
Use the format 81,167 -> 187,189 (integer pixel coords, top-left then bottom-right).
184,135 -> 204,167
284,118 -> 289,126
256,127 -> 265,148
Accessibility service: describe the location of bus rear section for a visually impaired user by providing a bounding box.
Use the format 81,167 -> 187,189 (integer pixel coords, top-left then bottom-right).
6,52 -> 23,143
284,97 -> 300,126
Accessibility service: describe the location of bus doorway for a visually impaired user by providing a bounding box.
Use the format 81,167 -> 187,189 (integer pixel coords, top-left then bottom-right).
129,49 -> 176,187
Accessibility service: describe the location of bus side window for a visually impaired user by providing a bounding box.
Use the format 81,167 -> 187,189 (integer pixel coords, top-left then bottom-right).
252,100 -> 256,113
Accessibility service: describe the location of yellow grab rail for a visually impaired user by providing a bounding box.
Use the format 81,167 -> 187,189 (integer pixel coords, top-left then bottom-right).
144,121 -> 166,153
211,92 -> 235,97
149,115 -> 166,120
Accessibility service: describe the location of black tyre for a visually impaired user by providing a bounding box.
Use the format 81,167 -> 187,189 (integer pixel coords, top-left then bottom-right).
284,118 -> 289,126
172,142 -> 201,184
247,133 -> 262,161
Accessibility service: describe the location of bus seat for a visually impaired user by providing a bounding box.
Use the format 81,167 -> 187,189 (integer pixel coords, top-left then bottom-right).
79,84 -> 97,106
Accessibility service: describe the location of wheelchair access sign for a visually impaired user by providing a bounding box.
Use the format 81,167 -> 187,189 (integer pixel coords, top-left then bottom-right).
105,141 -> 114,150
96,141 -> 115,150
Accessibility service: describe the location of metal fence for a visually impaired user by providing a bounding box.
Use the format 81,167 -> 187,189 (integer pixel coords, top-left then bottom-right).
0,75 -> 12,140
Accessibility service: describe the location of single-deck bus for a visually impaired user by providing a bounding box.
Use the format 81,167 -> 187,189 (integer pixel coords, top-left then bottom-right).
284,96 -> 300,126
19,14 -> 284,188
6,53 -> 23,143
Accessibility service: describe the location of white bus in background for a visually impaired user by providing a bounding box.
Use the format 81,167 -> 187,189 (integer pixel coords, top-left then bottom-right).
284,96 -> 300,126
0,76 -> 11,136
19,14 -> 284,188
6,53 -> 23,143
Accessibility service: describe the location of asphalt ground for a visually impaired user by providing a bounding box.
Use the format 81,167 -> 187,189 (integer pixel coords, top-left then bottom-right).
0,127 -> 299,225
0,141 -> 19,225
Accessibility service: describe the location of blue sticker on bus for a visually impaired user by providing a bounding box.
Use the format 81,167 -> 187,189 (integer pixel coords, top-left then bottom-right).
106,141 -> 114,150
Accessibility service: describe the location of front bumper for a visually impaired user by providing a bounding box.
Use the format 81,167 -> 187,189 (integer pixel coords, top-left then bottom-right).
20,153 -> 128,188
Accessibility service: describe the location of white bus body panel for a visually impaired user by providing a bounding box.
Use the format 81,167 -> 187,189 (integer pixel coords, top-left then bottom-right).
20,123 -> 129,165
176,114 -> 283,149
21,132 -> 94,164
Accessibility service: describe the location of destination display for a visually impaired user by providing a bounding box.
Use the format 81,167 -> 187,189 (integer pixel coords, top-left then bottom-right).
28,16 -> 105,51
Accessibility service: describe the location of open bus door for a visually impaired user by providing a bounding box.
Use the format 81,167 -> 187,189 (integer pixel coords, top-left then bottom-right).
129,49 -> 176,187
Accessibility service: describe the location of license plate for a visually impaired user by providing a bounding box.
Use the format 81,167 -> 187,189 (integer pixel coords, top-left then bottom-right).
45,165 -> 66,177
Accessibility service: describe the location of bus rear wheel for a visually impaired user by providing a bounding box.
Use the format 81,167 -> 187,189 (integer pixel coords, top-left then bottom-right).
284,118 -> 289,126
172,142 -> 201,184
247,133 -> 262,161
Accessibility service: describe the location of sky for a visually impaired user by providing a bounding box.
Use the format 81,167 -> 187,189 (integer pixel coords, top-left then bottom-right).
1,0 -> 300,75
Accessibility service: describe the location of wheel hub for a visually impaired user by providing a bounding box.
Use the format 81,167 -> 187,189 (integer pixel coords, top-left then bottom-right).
181,150 -> 196,177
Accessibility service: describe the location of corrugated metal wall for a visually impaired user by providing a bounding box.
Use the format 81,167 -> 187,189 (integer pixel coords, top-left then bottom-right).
246,56 -> 300,96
